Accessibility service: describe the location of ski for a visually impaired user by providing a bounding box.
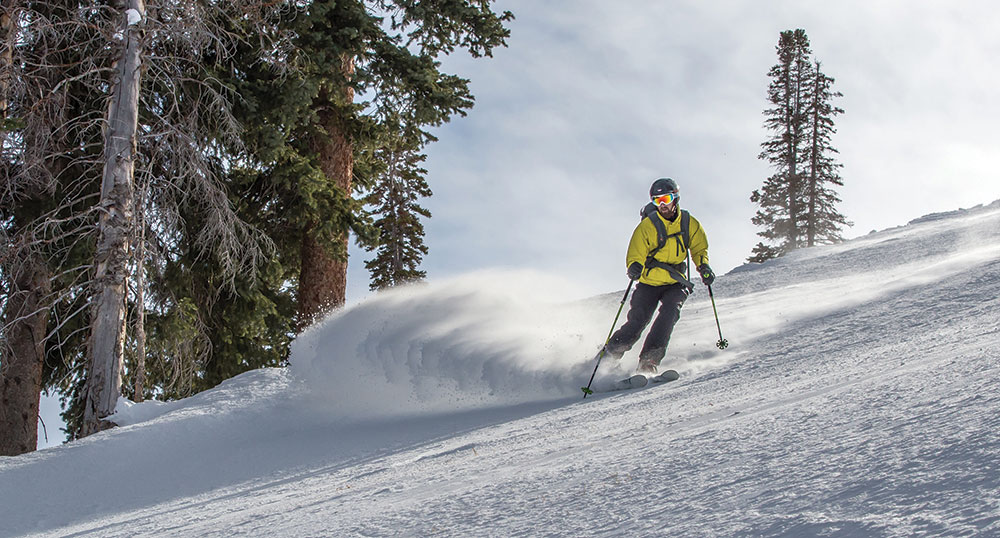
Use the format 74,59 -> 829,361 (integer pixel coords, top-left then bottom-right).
611,374 -> 649,391
650,369 -> 680,383
582,374 -> 648,395
580,370 -> 679,396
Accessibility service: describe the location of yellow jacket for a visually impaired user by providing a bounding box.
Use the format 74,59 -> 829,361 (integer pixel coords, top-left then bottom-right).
626,209 -> 709,286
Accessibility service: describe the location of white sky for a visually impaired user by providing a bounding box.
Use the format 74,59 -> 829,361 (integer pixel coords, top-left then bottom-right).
351,1 -> 1000,302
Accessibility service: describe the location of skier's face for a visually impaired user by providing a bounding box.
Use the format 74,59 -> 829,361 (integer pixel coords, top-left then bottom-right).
652,192 -> 678,218
657,200 -> 677,218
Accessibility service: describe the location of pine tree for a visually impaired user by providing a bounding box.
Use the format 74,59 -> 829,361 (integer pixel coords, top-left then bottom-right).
750,29 -> 812,262
79,0 -> 284,437
750,29 -> 848,262
227,0 -> 513,329
802,62 -> 851,246
363,122 -> 432,290
3,0 -> 288,444
2,0 -> 110,453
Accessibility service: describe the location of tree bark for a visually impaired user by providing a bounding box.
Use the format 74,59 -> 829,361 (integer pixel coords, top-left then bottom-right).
82,1 -> 145,437
297,55 -> 354,330
0,259 -> 51,456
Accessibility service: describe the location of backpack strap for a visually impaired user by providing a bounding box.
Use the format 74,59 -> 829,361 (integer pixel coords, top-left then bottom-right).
679,210 -> 690,254
644,209 -> 691,258
680,209 -> 691,277
648,209 -> 668,253
643,209 -> 694,291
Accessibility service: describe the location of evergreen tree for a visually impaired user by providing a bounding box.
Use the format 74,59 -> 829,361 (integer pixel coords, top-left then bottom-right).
106,0 -> 295,418
79,0 -> 285,438
802,62 -> 851,246
750,29 -> 848,262
750,29 -> 812,262
3,0 -> 288,444
2,0 -> 110,452
227,0 -> 513,328
363,121 -> 432,290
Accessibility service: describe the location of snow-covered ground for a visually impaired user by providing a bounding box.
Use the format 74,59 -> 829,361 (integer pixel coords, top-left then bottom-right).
2,201 -> 999,537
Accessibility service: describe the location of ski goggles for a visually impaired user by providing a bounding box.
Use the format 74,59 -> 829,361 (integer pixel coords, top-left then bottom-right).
652,192 -> 678,206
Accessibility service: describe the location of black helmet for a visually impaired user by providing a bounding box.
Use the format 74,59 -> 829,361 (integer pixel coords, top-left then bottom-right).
649,178 -> 679,201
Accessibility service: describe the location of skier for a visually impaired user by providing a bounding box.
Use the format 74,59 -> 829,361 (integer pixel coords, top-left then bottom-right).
606,178 -> 715,374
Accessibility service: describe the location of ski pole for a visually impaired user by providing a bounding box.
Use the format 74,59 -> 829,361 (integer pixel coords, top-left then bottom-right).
582,280 -> 635,398
708,284 -> 728,350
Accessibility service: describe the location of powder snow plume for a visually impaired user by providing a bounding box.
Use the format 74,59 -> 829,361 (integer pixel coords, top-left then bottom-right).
290,270 -> 628,418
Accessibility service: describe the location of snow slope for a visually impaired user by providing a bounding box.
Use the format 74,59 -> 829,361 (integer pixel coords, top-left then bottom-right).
2,201 -> 999,537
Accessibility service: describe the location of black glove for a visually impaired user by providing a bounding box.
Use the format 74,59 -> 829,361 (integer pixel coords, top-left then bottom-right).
627,262 -> 643,281
698,264 -> 715,286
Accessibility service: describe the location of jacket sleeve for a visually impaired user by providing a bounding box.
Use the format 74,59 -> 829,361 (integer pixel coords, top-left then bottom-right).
688,216 -> 710,267
625,220 -> 653,269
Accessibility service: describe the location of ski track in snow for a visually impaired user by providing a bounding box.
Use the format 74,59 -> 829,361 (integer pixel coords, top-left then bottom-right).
2,201 -> 999,537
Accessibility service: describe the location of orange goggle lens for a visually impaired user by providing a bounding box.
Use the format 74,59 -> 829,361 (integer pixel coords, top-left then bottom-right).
652,192 -> 678,206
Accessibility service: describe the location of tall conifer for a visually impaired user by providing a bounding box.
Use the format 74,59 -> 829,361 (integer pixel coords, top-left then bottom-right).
3,0 -> 289,443
229,0 -> 512,328
363,121 -> 432,290
750,29 -> 848,262
802,62 -> 851,246
2,0 -> 111,452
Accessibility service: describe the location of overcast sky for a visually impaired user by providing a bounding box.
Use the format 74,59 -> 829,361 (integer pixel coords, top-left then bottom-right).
345,0 -> 1000,303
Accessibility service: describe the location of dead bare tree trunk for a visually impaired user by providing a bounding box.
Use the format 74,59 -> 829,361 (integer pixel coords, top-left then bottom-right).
0,258 -> 51,456
81,1 -> 145,437
297,55 -> 354,330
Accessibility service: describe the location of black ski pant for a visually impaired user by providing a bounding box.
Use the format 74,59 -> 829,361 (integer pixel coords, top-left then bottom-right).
607,282 -> 689,367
